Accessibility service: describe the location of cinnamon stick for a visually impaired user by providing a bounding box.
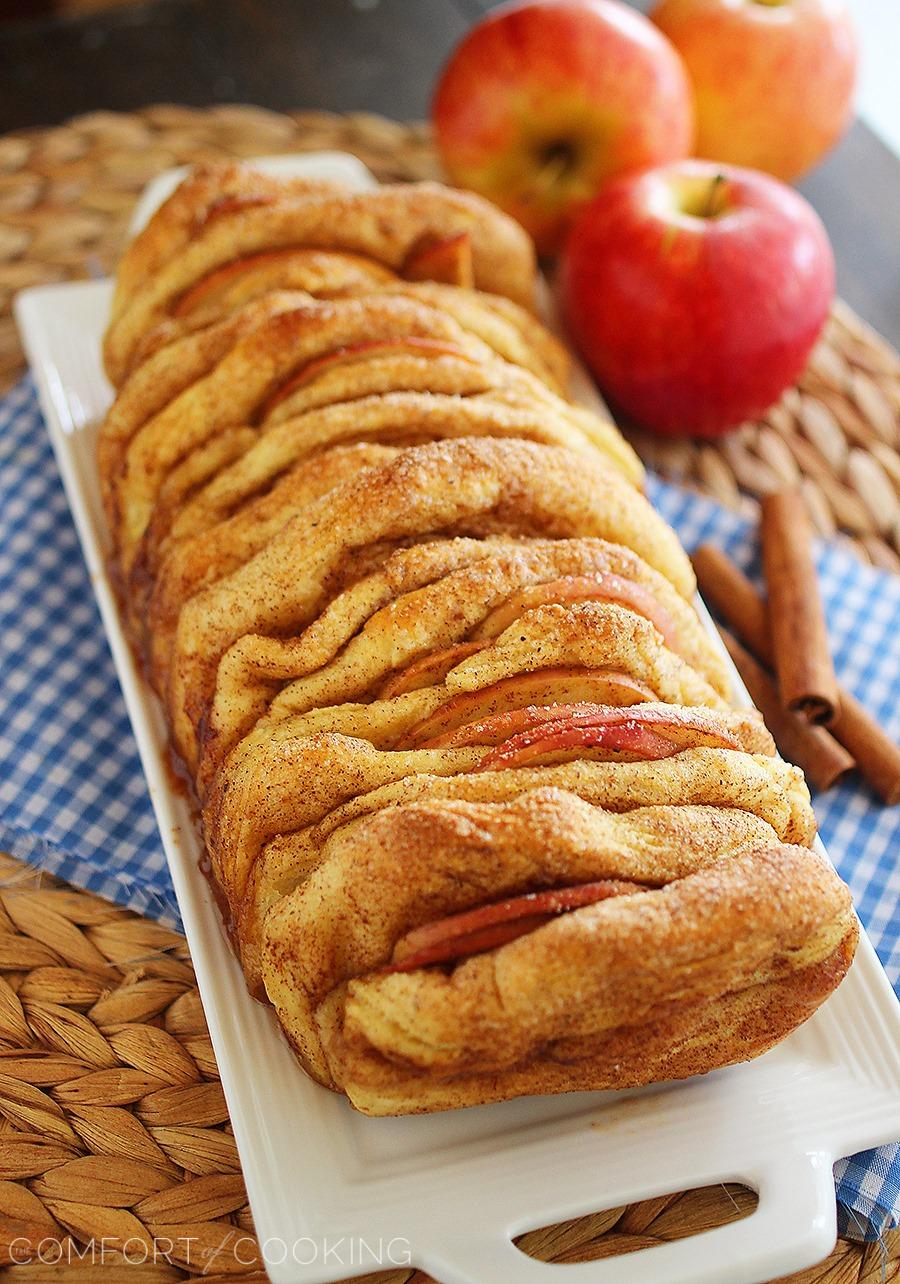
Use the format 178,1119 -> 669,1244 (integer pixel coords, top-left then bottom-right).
831,692 -> 900,807
721,632 -> 854,792
693,544 -> 771,662
694,543 -> 900,804
761,488 -> 840,724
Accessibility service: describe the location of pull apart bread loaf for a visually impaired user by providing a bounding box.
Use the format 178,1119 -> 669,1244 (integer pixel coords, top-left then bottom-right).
100,165 -> 856,1114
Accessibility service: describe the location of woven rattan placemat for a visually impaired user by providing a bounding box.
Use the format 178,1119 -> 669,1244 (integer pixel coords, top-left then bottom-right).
0,105 -> 898,1282
0,852 -> 897,1283
1,106 -> 898,572
0,105 -> 899,570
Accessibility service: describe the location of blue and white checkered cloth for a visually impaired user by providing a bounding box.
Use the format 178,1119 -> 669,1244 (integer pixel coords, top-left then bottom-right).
1,377 -> 898,1239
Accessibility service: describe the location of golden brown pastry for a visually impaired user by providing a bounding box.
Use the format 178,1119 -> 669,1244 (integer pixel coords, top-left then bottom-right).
164,438 -> 690,769
98,165 -> 856,1116
322,841 -> 856,1115
224,607 -> 731,769
261,790 -> 855,1106
194,536 -> 731,790
110,165 -> 347,309
203,715 -> 811,992
105,172 -> 539,383
106,294 -> 639,576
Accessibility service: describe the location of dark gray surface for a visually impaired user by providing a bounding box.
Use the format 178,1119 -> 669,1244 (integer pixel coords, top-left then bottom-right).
1,0 -> 897,345
797,122 -> 900,351
0,0 -> 471,125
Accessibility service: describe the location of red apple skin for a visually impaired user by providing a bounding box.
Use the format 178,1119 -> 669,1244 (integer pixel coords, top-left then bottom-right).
559,160 -> 835,437
651,0 -> 857,182
432,0 -> 694,255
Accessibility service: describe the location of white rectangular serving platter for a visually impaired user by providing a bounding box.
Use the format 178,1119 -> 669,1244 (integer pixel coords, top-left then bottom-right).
14,153 -> 900,1284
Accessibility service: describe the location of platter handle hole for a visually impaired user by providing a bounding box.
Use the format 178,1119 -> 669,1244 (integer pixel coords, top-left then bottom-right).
515,1182 -> 757,1264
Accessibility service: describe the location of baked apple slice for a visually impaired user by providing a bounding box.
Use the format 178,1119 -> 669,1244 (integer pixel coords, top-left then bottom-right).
262,336 -> 473,417
173,248 -> 305,317
199,192 -> 275,230
475,572 -> 679,648
476,704 -> 742,771
424,701 -> 674,751
399,667 -> 657,748
379,641 -> 486,698
403,232 -> 475,288
385,878 -> 646,972
382,571 -> 685,704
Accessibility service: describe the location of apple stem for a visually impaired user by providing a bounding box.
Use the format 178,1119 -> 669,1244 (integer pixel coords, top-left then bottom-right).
532,140 -> 577,193
704,173 -> 727,219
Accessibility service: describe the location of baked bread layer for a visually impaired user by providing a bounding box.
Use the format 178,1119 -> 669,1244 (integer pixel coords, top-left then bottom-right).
98,165 -> 856,1114
324,936 -> 856,1114
105,174 -> 539,383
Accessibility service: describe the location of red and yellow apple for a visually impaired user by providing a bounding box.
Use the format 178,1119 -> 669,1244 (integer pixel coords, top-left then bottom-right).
560,160 -> 835,437
651,0 -> 857,182
432,0 -> 694,255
